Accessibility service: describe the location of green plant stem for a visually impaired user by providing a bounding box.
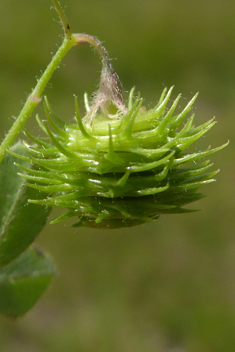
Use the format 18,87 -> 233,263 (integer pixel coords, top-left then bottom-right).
0,36 -> 76,163
0,1 -> 115,162
52,0 -> 71,37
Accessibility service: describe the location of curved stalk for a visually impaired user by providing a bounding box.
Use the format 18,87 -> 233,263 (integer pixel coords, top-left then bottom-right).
0,0 -> 126,161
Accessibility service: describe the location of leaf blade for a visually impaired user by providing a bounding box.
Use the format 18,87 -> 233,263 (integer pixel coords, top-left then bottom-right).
0,246 -> 57,317
0,142 -> 51,267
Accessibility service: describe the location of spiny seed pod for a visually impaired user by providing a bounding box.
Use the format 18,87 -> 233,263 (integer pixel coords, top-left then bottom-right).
11,35 -> 227,229
12,87 -> 226,229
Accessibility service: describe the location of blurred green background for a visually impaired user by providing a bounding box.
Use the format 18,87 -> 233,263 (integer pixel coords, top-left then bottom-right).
0,0 -> 234,351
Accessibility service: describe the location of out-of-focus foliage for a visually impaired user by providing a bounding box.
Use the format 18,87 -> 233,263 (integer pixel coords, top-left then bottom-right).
0,0 -> 234,351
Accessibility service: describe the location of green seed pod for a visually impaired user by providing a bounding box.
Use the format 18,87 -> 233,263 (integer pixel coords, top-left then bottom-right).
12,85 -> 227,229
9,34 -> 227,229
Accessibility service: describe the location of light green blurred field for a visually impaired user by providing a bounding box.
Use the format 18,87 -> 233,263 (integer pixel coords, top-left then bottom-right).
0,1 -> 234,351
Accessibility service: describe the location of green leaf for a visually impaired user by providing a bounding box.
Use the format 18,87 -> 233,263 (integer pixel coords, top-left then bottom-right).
0,246 -> 57,317
0,141 -> 51,268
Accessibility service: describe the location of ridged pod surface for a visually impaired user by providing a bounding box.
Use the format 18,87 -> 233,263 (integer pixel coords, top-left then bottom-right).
12,87 -> 226,228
